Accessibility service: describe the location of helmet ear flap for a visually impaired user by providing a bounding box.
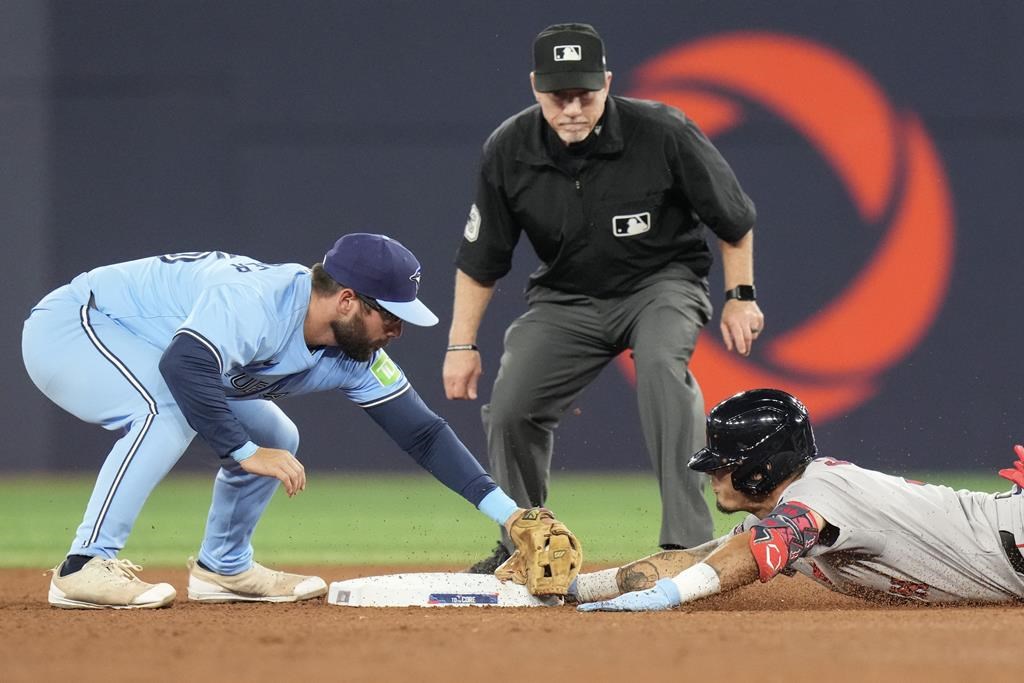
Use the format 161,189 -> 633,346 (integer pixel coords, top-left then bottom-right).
731,459 -> 774,496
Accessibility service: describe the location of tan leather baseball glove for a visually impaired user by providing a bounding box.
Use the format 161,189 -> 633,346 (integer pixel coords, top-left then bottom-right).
495,507 -> 582,596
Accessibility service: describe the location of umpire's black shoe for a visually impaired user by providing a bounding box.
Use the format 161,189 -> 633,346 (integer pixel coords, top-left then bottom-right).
466,541 -> 511,574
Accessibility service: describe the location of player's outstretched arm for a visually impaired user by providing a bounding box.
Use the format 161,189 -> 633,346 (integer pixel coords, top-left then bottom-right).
704,531 -> 760,590
577,533 -> 756,612
572,535 -> 731,603
363,386 -> 581,598
579,503 -> 826,612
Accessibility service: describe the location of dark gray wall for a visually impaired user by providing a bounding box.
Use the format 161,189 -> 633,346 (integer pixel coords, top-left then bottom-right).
3,1 -> 53,469
6,1 -> 1024,473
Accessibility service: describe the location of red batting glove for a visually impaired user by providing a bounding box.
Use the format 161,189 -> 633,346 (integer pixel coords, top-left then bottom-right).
997,444 -> 1024,488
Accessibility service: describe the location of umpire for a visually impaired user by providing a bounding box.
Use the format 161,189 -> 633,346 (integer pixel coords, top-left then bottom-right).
444,23 -> 764,571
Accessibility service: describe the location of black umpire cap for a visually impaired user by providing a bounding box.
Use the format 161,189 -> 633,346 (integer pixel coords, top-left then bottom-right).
532,23 -> 607,92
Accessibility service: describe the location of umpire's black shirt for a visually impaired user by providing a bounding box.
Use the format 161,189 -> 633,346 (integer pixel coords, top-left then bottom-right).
456,96 -> 756,298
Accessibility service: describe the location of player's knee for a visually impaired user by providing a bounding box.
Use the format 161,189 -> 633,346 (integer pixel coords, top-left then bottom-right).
277,420 -> 300,454
485,400 -> 525,430
486,397 -> 550,433
262,416 -> 300,453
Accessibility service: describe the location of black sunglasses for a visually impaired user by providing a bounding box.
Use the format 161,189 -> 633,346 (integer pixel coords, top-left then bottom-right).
355,293 -> 402,326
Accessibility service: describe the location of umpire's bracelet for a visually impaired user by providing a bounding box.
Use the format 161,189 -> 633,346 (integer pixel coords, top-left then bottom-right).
446,343 -> 479,352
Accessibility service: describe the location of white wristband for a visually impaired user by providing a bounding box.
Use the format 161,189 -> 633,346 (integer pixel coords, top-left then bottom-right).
668,563 -> 721,604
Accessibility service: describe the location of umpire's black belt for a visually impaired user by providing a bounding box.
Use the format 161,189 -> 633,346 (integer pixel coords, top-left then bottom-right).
999,531 -> 1024,574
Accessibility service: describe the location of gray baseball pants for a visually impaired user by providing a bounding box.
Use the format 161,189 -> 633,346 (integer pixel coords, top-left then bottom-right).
483,279 -> 714,550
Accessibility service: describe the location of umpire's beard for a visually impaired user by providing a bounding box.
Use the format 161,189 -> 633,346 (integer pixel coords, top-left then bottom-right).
330,315 -> 376,362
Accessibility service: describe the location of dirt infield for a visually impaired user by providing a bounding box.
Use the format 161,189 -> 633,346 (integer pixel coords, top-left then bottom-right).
2,565 -> 1021,683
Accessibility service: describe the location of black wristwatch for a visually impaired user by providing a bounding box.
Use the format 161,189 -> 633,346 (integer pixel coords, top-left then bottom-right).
724,285 -> 757,302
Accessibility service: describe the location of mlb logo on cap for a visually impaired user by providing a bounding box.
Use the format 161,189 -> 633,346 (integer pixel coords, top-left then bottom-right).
532,23 -> 607,92
554,45 -> 582,61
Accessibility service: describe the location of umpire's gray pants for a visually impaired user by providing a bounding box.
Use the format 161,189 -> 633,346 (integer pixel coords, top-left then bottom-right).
483,279 -> 714,550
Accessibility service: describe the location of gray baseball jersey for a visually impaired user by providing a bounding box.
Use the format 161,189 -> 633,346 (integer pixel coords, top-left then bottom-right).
740,458 -> 1024,603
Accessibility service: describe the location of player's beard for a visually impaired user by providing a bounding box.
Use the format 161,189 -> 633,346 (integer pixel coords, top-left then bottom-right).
715,493 -> 767,515
715,500 -> 742,514
330,315 -> 379,362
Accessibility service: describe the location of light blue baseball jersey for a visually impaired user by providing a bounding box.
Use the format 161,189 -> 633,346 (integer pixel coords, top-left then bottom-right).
23,249 -> 514,571
82,250 -> 408,406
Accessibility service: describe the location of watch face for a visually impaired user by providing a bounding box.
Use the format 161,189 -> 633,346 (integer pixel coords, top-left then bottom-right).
727,285 -> 756,301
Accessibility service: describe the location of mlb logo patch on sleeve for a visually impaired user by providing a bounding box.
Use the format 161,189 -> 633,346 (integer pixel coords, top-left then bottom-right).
370,351 -> 401,387
464,204 -> 481,242
612,212 -> 651,237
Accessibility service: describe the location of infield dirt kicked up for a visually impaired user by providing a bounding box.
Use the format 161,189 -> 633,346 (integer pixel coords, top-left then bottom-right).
2,564 -> 1021,683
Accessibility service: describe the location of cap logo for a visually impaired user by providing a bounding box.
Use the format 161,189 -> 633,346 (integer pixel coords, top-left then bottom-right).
554,45 -> 582,61
409,269 -> 421,292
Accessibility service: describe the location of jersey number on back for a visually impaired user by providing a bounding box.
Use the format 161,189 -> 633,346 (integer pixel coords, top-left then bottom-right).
159,251 -> 270,272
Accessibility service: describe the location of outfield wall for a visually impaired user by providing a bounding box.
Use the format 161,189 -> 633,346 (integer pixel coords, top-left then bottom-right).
3,1 -> 1022,472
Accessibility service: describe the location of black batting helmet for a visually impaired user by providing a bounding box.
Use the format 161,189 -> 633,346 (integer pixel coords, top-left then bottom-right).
688,388 -> 817,496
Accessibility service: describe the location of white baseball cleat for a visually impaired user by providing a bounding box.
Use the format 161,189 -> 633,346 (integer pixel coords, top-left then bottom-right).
48,557 -> 176,609
186,556 -> 327,603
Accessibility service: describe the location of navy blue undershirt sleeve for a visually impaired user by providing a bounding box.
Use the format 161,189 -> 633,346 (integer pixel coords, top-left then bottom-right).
363,387 -> 497,506
158,333 -> 251,458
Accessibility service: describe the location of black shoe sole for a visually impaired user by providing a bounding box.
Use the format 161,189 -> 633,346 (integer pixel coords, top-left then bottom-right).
465,544 -> 511,574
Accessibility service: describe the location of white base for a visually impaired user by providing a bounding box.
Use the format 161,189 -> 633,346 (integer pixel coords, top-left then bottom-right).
327,572 -> 562,608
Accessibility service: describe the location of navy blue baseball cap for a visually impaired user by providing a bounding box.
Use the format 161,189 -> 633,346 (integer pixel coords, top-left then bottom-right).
532,23 -> 607,92
323,233 -> 439,327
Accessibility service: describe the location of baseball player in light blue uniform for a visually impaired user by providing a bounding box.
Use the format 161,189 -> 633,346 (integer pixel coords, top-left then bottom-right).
23,233 -> 528,609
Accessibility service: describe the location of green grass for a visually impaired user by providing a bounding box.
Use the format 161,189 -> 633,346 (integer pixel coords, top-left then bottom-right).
0,471 -> 1009,568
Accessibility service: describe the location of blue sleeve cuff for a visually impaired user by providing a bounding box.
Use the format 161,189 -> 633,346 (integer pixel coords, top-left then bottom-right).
478,488 -> 519,526
230,441 -> 259,463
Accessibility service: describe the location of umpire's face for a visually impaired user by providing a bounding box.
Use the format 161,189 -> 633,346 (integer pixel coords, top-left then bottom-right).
531,72 -> 613,145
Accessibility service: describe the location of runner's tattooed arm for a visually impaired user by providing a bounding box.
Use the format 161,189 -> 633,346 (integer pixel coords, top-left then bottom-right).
617,535 -> 732,592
